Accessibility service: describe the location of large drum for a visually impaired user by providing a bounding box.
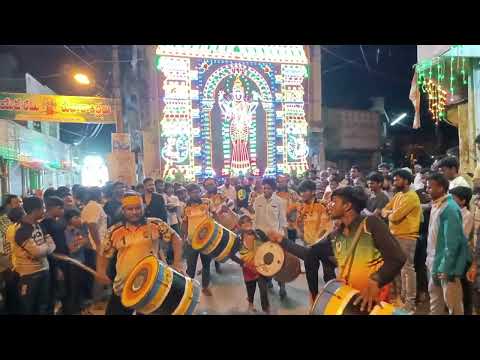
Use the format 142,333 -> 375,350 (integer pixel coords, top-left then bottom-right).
254,242 -> 301,283
215,208 -> 239,231
310,279 -> 408,315
121,255 -> 200,315
192,218 -> 238,263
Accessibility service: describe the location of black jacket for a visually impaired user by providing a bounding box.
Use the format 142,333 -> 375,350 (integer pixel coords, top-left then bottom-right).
143,193 -> 168,223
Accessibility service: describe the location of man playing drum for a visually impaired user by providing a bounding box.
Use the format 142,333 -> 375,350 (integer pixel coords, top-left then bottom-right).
202,178 -> 238,274
182,183 -> 216,296
270,186 -> 406,312
96,191 -> 184,315
276,175 -> 302,244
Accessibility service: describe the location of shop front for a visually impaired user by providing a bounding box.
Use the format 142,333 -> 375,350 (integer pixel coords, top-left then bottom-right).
414,45 -> 480,177
0,119 -> 77,197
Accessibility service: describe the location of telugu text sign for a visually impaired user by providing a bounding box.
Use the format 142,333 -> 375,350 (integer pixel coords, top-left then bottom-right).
0,92 -> 115,124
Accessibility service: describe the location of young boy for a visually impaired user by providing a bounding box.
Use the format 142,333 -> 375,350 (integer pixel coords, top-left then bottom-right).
450,186 -> 474,315
230,215 -> 270,314
64,208 -> 90,314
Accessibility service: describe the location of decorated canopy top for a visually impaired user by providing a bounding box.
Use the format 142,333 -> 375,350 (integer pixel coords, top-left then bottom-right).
156,45 -> 308,65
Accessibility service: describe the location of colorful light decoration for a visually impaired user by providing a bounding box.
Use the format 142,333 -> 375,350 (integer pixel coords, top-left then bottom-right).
156,46 -> 309,179
416,45 -> 470,125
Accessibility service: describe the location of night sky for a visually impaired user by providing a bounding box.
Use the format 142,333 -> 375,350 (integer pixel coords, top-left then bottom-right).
0,45 -> 453,160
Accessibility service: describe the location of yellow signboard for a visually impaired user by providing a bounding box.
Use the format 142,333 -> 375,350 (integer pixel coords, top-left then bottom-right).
0,92 -> 115,124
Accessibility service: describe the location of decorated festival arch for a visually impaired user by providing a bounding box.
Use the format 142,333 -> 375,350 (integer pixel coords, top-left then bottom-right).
156,45 -> 310,180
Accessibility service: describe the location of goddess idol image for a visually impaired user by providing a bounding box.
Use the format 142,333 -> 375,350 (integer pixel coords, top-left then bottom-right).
218,76 -> 260,175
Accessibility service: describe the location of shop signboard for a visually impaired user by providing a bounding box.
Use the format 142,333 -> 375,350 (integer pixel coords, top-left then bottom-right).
0,92 -> 115,124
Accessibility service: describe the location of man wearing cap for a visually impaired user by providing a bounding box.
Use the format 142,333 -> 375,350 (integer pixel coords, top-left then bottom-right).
96,191 -> 184,315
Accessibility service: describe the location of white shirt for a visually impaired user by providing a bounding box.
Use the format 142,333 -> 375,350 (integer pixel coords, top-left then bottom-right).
413,173 -> 424,190
449,175 -> 471,190
165,194 -> 179,225
426,195 -> 448,271
81,200 -> 108,251
253,194 -> 287,234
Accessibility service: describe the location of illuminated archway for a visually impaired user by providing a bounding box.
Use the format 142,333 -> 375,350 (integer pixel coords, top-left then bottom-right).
156,46 -> 309,180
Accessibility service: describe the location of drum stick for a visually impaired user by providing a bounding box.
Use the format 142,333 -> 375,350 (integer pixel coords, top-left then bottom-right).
51,253 -> 100,278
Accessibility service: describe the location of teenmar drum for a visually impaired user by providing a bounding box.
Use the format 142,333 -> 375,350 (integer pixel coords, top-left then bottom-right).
215,208 -> 239,231
121,256 -> 200,315
309,279 -> 408,316
192,218 -> 238,263
254,242 -> 301,283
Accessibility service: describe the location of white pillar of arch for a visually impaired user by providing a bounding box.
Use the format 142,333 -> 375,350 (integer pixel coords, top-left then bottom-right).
307,45 -> 325,171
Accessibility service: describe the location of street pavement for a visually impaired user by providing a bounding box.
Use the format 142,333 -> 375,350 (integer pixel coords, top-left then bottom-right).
89,258 -> 431,315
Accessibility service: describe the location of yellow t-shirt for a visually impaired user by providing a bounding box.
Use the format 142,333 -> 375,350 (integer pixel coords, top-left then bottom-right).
184,200 -> 211,241
384,190 -> 421,240
100,218 -> 178,295
297,200 -> 332,245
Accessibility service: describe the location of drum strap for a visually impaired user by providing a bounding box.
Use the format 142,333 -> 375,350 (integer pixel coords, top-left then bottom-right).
147,222 -> 166,262
339,218 -> 367,284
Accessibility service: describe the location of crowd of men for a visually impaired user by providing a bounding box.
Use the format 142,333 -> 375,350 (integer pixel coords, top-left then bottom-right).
0,154 -> 479,315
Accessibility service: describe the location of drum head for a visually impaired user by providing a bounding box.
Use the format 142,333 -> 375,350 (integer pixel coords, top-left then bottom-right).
254,242 -> 285,277
192,219 -> 217,251
122,255 -> 159,309
217,209 -> 238,231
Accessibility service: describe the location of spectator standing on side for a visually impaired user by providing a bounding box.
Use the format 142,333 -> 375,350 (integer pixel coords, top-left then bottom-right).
364,172 -> 389,217
80,187 -> 109,311
382,169 -> 421,313
0,195 -> 22,314
450,186 -> 475,315
426,174 -> 470,315
437,156 -> 471,190
12,197 -> 56,314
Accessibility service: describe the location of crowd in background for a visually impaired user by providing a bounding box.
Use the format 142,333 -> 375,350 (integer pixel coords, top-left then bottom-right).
0,151 -> 479,315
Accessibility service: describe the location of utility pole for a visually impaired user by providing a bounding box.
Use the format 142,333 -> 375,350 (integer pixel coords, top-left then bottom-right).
112,45 -> 124,133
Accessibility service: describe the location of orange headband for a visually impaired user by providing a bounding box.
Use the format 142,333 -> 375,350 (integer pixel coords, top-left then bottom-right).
122,194 -> 143,207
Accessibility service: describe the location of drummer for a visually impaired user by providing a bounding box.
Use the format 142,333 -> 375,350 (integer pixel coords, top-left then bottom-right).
270,186 -> 406,312
252,177 -> 289,300
296,180 -> 336,284
276,175 -> 302,243
202,177 -> 238,274
182,183 -> 216,296
96,191 -> 184,315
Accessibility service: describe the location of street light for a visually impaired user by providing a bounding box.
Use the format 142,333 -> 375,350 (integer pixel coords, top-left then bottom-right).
73,73 -> 91,85
390,113 -> 407,126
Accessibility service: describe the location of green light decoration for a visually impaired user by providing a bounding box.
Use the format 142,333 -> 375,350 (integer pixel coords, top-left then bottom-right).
450,56 -> 455,97
461,58 -> 467,85
305,65 -> 310,79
